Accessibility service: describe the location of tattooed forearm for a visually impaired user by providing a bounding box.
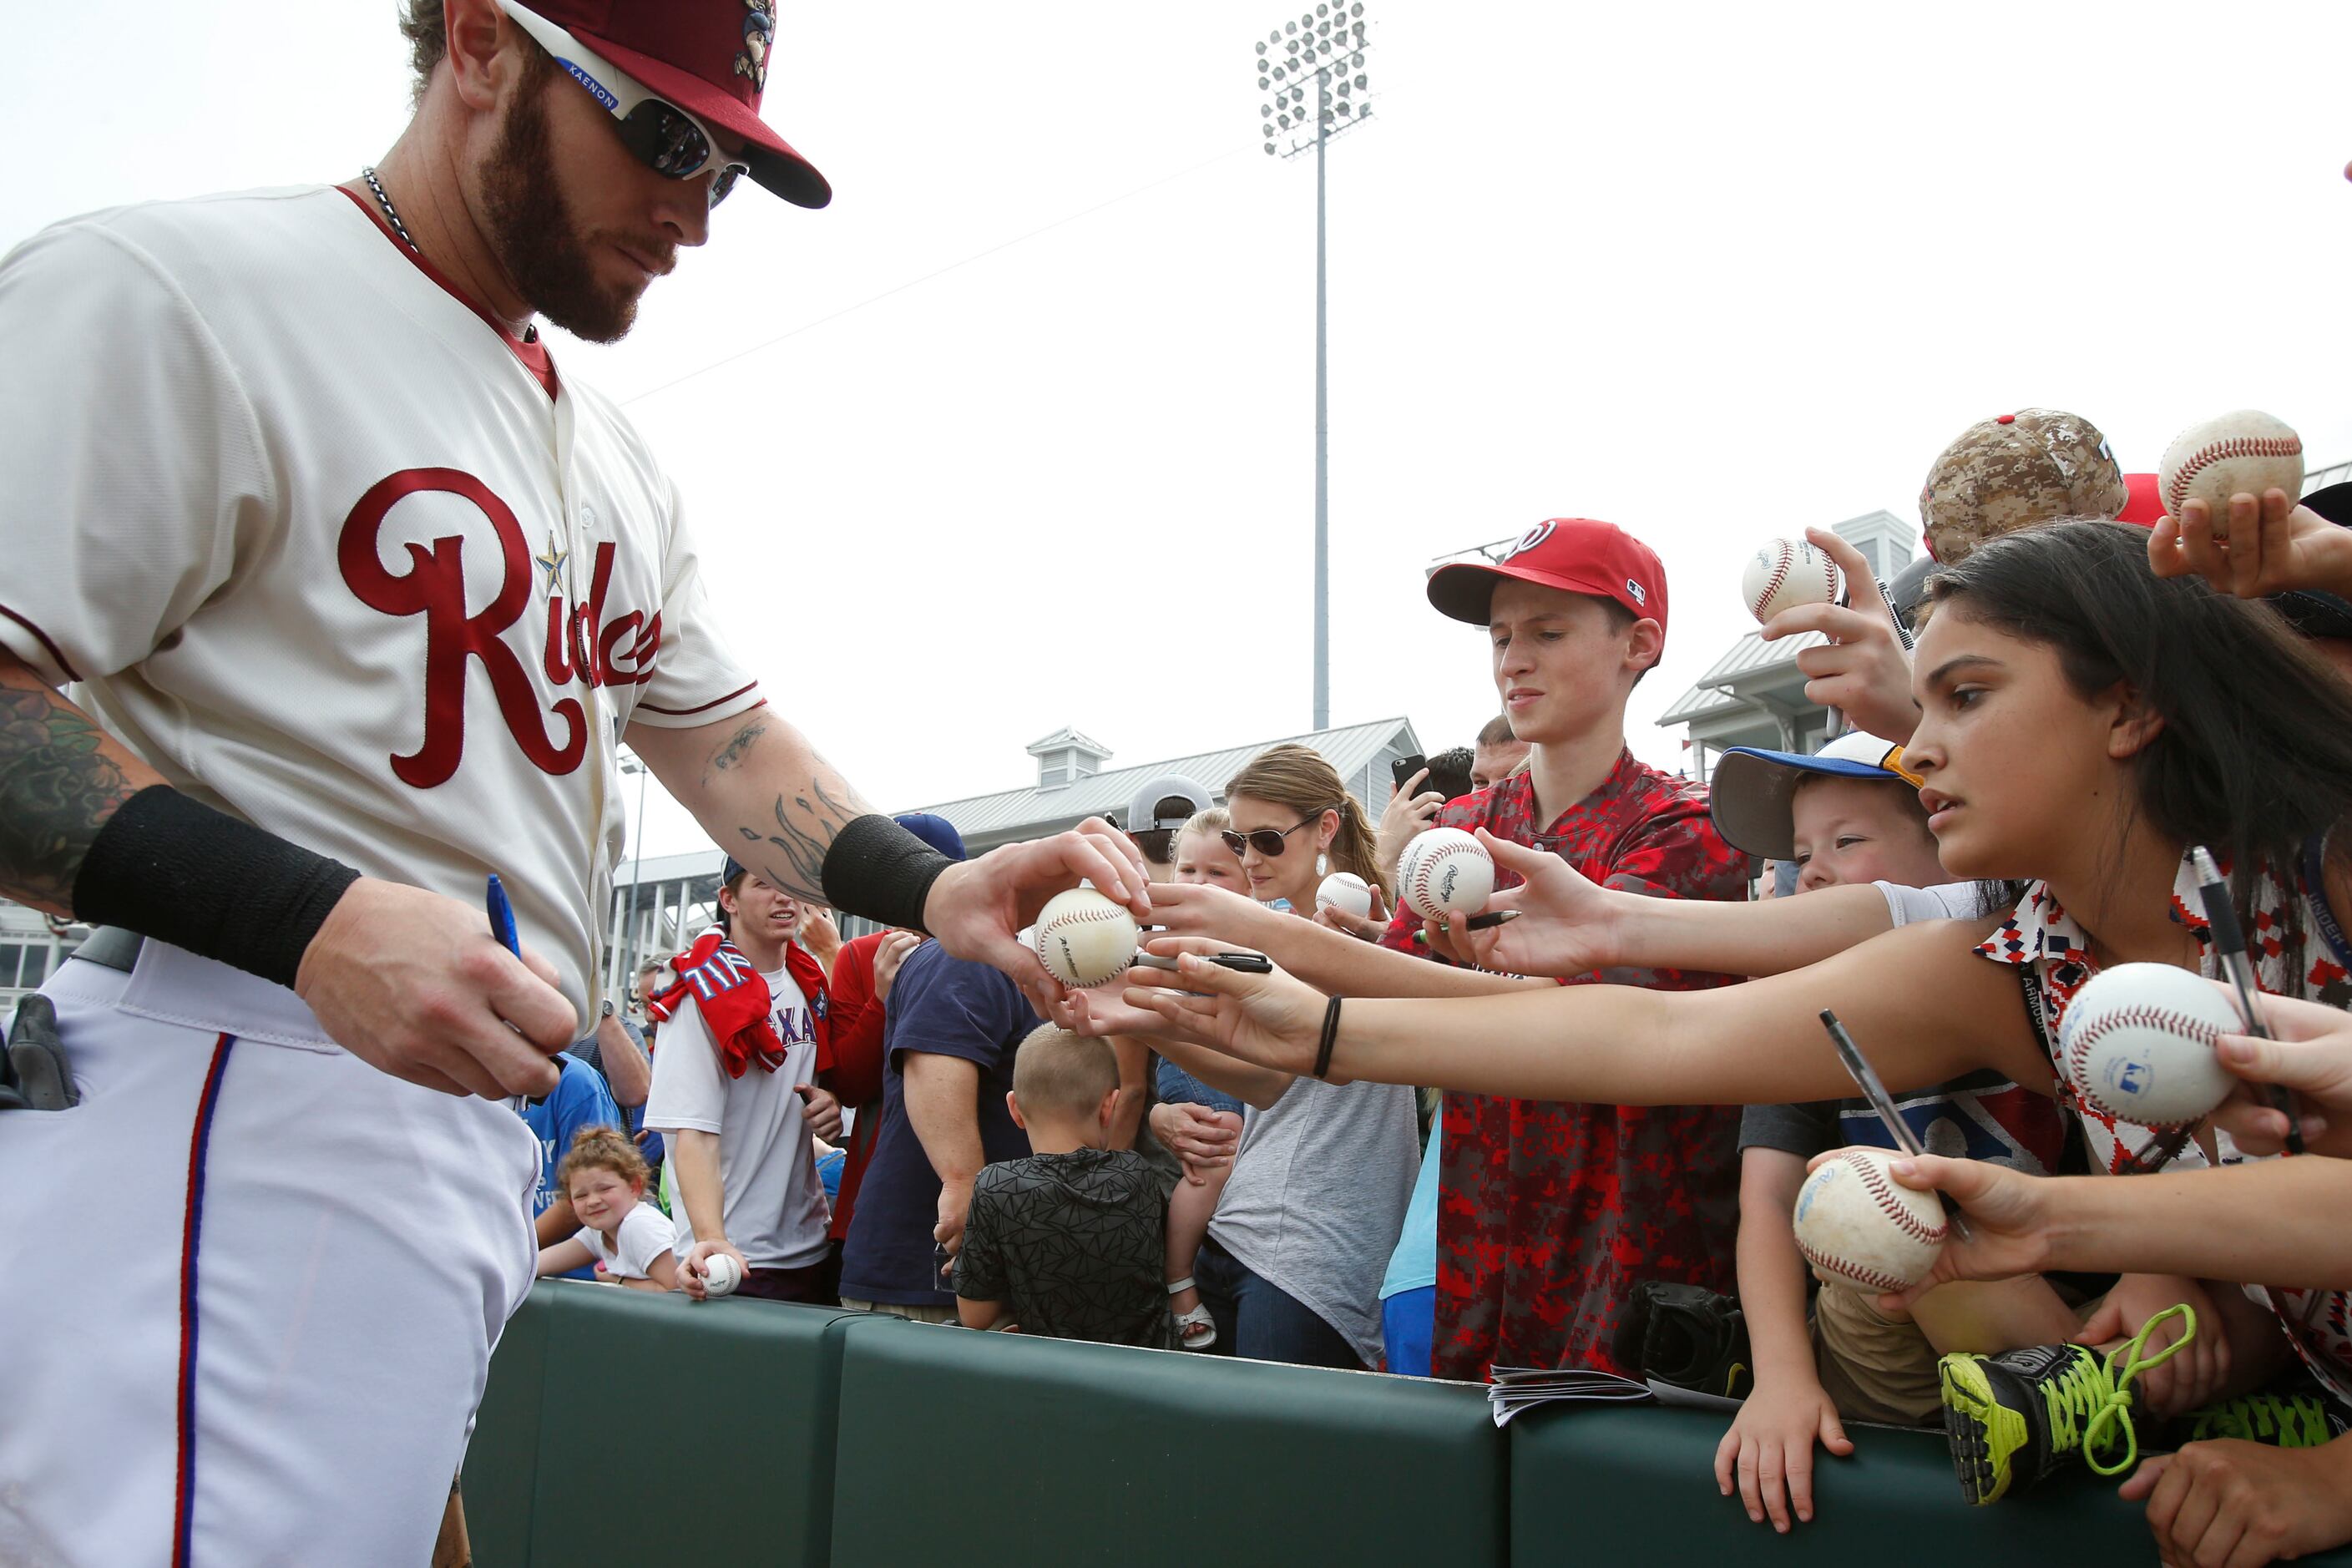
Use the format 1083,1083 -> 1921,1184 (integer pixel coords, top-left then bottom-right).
736,771 -> 868,905
701,717 -> 768,787
0,670 -> 146,915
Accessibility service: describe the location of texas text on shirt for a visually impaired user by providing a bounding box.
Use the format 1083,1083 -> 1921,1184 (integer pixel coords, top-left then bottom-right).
644,959 -> 832,1272
0,188 -> 765,1019
1380,753 -> 1749,1382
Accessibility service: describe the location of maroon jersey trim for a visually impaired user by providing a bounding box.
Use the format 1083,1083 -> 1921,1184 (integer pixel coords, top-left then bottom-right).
335,185 -> 559,401
0,601 -> 83,684
637,682 -> 763,718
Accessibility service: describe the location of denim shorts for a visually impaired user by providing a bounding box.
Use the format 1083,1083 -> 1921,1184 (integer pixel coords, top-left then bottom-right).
1156,1057 -> 1245,1118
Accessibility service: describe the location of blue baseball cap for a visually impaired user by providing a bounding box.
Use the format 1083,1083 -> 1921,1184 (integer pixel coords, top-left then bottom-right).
1709,731 -> 1924,860
894,812 -> 968,862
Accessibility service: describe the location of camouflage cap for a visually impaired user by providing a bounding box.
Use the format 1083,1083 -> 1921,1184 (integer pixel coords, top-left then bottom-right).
1917,408 -> 2127,564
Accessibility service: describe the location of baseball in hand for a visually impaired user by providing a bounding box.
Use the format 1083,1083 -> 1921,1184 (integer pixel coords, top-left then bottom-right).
1315,872 -> 1373,919
2159,410 -> 2304,520
1030,885 -> 1141,988
2061,962 -> 2239,1130
1791,1146 -> 1947,1292
701,1252 -> 742,1298
1742,537 -> 1841,625
1396,828 -> 1495,921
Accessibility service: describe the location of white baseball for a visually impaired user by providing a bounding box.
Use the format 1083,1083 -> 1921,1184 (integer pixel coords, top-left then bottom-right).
1790,1146 -> 1947,1293
1029,885 -> 1140,988
2159,410 -> 2304,520
1396,827 -> 1495,921
1315,871 -> 1373,919
2061,962 -> 2240,1130
1741,537 -> 1841,625
701,1252 -> 741,1298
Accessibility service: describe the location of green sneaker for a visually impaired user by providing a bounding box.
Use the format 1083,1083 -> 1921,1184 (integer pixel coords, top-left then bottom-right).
1938,1302 -> 2197,1505
2181,1388 -> 2340,1449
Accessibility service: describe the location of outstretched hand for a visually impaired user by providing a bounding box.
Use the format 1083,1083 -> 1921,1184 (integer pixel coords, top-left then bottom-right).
2210,988 -> 2352,1158
1454,830 -> 1621,977
920,816 -> 1151,1013
2149,491 -> 2352,603
1758,527 -> 1919,744
1100,938 -> 1332,1078
1840,1151 -> 2054,1312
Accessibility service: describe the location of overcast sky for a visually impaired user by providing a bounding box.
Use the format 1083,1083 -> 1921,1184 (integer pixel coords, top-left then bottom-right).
11,3 -> 2351,861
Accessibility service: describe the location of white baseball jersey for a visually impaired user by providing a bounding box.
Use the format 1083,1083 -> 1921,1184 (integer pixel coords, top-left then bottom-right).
0,186 -> 765,1016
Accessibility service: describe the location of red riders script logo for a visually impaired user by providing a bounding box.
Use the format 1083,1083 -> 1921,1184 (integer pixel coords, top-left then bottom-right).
339,468 -> 660,788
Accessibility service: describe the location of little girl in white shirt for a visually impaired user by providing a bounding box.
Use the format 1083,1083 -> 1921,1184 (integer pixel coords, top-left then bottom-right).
535,1126 -> 680,1291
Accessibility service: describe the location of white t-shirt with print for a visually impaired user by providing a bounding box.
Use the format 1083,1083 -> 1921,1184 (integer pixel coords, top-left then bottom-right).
579,1202 -> 678,1282
644,964 -> 830,1270
0,187 -> 765,1019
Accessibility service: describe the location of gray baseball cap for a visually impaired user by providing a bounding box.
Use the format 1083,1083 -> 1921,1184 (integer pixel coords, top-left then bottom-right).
1124,774 -> 1214,834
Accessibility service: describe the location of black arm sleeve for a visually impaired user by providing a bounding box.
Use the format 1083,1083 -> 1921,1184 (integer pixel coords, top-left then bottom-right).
820,813 -> 953,933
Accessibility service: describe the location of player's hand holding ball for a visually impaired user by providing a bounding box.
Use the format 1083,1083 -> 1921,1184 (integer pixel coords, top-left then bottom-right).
296,878 -> 574,1100
922,815 -> 1151,1012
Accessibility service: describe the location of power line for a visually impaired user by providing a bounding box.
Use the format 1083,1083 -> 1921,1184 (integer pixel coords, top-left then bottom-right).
620,141 -> 1255,407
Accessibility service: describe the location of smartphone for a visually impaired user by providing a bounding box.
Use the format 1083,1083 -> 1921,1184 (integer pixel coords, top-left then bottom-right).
1390,753 -> 1428,791
933,1240 -> 957,1294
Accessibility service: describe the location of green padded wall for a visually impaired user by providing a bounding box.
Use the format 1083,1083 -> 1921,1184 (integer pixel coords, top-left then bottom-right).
462,1283 -> 552,1566
1510,1404 -> 2352,1565
830,1320 -> 1508,1566
468,1282 -> 881,1567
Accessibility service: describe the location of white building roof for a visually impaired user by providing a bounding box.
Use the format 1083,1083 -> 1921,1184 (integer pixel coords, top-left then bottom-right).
910,716 -> 1419,842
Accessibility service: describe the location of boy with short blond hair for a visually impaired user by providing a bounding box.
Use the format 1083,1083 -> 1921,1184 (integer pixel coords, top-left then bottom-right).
954,1027 -> 1176,1348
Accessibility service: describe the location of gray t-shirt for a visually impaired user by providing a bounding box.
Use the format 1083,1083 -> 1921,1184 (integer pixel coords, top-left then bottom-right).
1208,1074 -> 1419,1367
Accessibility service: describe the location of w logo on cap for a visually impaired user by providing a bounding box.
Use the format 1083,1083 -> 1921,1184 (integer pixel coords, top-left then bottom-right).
1502,520 -> 1555,561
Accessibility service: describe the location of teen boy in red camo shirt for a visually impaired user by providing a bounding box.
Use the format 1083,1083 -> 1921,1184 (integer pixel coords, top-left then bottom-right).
1384,519 -> 1749,1381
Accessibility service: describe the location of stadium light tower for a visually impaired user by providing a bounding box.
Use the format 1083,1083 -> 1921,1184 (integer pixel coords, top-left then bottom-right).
1255,3 -> 1372,732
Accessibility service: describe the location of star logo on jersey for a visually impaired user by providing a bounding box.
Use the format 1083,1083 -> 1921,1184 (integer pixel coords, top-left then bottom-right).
534,530 -> 569,590
735,0 -> 774,89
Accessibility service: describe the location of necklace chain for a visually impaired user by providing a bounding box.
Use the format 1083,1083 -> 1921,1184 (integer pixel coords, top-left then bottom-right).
360,166 -> 417,254
358,166 -> 538,345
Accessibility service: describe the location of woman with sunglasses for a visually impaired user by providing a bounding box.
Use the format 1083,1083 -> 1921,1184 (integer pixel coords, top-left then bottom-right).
1149,746 -> 1419,1370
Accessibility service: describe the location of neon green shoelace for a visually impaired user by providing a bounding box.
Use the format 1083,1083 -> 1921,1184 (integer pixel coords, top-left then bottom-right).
2054,1302 -> 2198,1478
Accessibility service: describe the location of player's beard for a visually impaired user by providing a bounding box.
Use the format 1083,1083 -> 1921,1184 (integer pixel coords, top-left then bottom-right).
481,68 -> 644,345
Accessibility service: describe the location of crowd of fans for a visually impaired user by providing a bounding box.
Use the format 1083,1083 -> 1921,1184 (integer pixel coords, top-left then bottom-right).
528,405 -> 2352,1566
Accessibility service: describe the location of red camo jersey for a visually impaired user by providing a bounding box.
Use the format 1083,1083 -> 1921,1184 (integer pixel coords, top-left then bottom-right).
1381,751 -> 1751,1381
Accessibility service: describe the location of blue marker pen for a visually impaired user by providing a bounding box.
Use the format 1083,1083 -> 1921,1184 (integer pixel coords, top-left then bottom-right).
486,873 -> 521,958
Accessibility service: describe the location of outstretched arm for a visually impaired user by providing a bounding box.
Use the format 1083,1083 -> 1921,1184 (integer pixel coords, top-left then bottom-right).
1122,919 -> 2039,1108
1142,881 -> 1541,997
632,714 -> 1148,1009
1882,1152 -> 2352,1298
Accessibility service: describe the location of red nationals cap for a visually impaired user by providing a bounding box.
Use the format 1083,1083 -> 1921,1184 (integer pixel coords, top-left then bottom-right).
1426,518 -> 1669,648
513,0 -> 828,208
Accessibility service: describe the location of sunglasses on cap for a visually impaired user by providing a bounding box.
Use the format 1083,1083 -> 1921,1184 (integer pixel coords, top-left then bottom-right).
1222,808 -> 1339,859
498,0 -> 749,207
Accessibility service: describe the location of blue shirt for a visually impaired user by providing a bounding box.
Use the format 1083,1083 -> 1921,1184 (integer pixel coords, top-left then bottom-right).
1380,1101 -> 1444,1302
837,943 -> 1035,1306
521,1054 -> 625,1281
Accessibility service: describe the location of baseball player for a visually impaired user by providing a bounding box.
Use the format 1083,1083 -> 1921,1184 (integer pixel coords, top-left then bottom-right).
0,3 -> 1143,1562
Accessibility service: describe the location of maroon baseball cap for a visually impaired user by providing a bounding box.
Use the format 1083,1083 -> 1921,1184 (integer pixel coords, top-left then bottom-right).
519,0 -> 829,208
1427,518 -> 1669,645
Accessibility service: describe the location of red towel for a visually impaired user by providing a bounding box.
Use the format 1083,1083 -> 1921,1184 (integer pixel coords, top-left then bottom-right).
648,930 -> 831,1078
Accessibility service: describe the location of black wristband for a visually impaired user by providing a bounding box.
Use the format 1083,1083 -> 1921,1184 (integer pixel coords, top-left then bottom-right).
820,813 -> 953,934
1313,994 -> 1343,1080
72,786 -> 362,989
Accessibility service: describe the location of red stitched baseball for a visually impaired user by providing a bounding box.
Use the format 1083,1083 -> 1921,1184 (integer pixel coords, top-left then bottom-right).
1849,1152 -> 1946,1246
2064,1004 -> 2222,1080
1751,544 -> 1793,620
2166,434 -> 2304,516
1796,1236 -> 1914,1295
